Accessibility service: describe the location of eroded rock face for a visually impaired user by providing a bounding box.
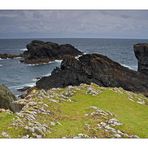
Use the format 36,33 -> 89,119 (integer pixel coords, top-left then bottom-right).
134,43 -> 148,75
36,54 -> 148,96
0,84 -> 17,112
22,40 -> 82,64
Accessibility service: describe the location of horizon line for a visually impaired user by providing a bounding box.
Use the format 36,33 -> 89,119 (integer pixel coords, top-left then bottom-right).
0,37 -> 148,40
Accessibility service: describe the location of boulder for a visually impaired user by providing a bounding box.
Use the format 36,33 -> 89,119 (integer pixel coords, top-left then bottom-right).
36,54 -> 148,96
0,84 -> 17,112
22,40 -> 83,64
134,43 -> 148,75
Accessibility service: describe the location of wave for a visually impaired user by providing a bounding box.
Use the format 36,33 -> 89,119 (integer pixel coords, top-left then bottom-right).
20,48 -> 27,51
27,60 -> 62,67
43,72 -> 51,77
75,53 -> 87,59
14,57 -> 21,59
32,78 -> 38,82
55,60 -> 62,63
121,64 -> 137,71
75,54 -> 82,59
9,82 -> 36,90
27,62 -> 52,66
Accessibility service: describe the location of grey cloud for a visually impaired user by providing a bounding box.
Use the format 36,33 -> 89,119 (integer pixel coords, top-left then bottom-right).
0,10 -> 148,38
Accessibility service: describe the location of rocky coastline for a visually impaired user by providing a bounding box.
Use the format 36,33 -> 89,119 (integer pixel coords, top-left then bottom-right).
0,41 -> 148,138
36,43 -> 148,96
0,40 -> 83,64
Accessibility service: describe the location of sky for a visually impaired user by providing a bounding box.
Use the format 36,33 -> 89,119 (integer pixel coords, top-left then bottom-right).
0,10 -> 148,39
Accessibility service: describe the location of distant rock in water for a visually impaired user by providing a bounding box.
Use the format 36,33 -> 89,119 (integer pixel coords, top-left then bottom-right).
36,54 -> 148,96
0,53 -> 21,59
21,40 -> 83,64
134,43 -> 148,75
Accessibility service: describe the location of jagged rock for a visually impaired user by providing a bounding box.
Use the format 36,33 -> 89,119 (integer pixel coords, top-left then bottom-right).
36,54 -> 148,96
73,133 -> 89,138
114,134 -> 122,138
134,43 -> 148,75
88,107 -> 132,138
86,86 -> 100,96
21,135 -> 29,138
17,86 -> 31,92
1,131 -> 10,138
50,121 -> 56,126
21,40 -> 82,64
0,84 -> 17,112
108,118 -> 123,126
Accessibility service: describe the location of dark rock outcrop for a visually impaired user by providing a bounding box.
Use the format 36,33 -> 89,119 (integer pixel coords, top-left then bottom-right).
0,84 -> 17,112
21,40 -> 83,64
0,53 -> 21,59
36,54 -> 148,96
134,43 -> 148,75
17,86 -> 31,92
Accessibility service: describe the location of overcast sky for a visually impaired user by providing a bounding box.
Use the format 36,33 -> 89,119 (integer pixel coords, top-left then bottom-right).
0,10 -> 148,39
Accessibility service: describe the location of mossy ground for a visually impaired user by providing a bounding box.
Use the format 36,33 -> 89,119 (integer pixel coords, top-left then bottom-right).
0,84 -> 148,138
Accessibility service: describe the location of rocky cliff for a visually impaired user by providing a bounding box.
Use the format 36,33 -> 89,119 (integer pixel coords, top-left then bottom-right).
36,53 -> 148,96
134,43 -> 148,75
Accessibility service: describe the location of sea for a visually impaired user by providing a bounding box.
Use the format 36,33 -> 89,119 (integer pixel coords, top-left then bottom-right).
0,38 -> 148,95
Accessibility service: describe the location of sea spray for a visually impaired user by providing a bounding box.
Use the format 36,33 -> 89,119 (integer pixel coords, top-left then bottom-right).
121,64 -> 137,71
20,48 -> 27,51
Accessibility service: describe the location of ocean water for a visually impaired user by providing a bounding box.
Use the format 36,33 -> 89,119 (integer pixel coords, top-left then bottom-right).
0,38 -> 148,95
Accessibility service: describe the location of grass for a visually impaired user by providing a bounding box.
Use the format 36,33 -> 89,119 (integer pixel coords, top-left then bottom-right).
46,85 -> 148,138
0,84 -> 148,138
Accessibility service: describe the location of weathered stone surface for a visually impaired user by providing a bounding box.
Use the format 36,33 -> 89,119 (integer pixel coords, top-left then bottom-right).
0,84 -> 17,112
86,106 -> 138,138
21,40 -> 82,64
134,43 -> 148,75
36,54 -> 148,96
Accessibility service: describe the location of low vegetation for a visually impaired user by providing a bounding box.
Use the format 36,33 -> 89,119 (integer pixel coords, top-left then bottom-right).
0,83 -> 148,138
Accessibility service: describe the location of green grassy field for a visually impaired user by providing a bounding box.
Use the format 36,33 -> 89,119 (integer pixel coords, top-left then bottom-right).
0,84 -> 148,138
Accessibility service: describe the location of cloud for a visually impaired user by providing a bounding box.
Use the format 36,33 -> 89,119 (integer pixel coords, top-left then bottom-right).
0,10 -> 148,38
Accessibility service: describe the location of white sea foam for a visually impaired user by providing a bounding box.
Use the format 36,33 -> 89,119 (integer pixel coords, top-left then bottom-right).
43,72 -> 51,77
20,48 -> 27,51
14,57 -> 21,59
121,64 -> 137,71
55,60 -> 62,63
75,54 -> 82,59
10,82 -> 36,90
27,60 -> 61,66
25,82 -> 36,87
0,64 -> 2,67
32,78 -> 38,82
75,52 -> 87,59
27,63 -> 49,66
